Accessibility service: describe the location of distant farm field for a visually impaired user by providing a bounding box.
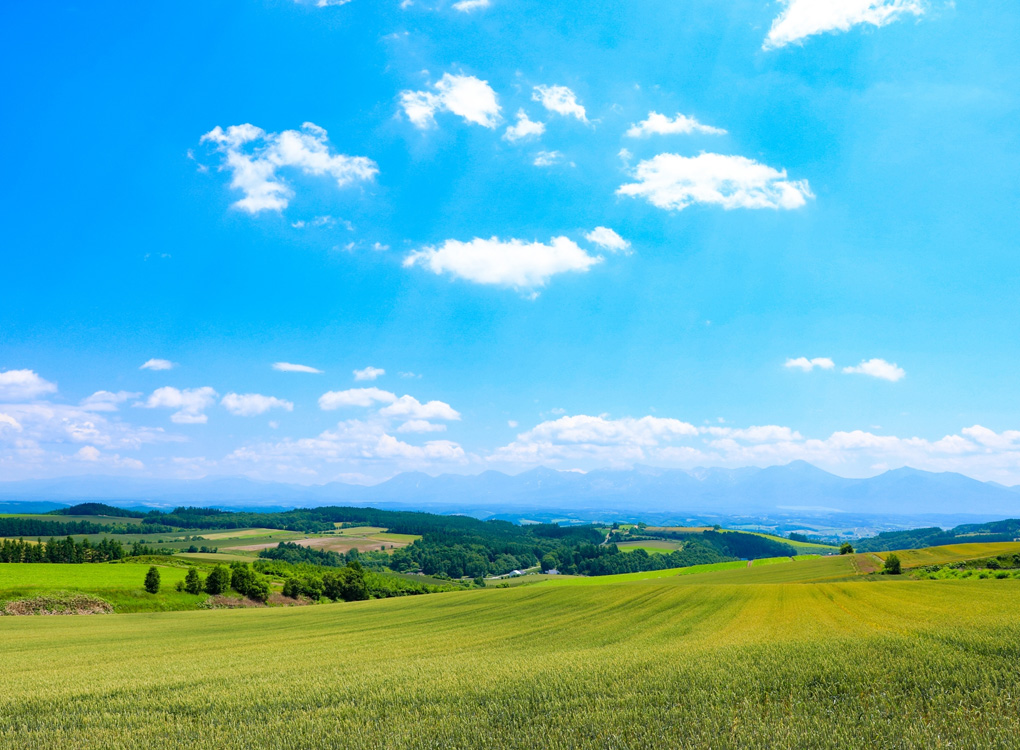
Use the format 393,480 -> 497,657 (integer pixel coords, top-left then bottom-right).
616,539 -> 683,553
1,578 -> 1019,748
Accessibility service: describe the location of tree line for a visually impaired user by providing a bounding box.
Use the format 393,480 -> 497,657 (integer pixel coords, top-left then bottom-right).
0,537 -> 173,564
0,518 -> 174,538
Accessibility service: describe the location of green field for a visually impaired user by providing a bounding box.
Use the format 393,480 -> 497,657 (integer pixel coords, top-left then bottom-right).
1,575 -> 1019,748
2,540 -> 1019,747
0,561 -> 199,613
876,542 -> 1020,568
616,539 -> 683,554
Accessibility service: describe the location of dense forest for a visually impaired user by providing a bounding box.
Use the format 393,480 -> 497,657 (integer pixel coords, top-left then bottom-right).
0,517 -> 174,537
49,503 -> 147,519
855,518 -> 1020,552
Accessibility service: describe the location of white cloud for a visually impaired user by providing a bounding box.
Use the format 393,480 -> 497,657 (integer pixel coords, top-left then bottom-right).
765,0 -> 926,50
503,110 -> 546,142
141,386 -> 218,424
617,153 -> 814,211
702,425 -> 804,443
379,395 -> 461,421
318,387 -> 397,410
532,85 -> 587,122
0,402 -> 174,455
221,393 -> 294,417
200,122 -> 377,214
226,418 -> 466,478
584,227 -> 630,253
353,366 -> 386,381
784,357 -> 835,372
76,445 -> 101,461
80,391 -> 140,412
452,0 -> 490,11
404,236 -> 601,291
625,112 -> 726,138
962,425 -> 1020,451
140,358 -> 175,371
400,73 -> 501,129
488,413 -> 1020,483
842,358 -> 906,382
533,150 -> 564,167
397,419 -> 448,433
273,362 -> 323,373
0,370 -> 58,401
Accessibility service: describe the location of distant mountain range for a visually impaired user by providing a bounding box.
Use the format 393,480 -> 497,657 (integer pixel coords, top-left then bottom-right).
0,461 -> 1017,522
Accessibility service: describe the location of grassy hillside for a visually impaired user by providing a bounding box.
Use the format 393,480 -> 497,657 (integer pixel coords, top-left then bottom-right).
1,577 -> 1019,748
0,561 -> 198,613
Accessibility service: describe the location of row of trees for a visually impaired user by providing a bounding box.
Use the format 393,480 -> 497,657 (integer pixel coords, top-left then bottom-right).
0,518 -> 173,538
0,536 -> 126,563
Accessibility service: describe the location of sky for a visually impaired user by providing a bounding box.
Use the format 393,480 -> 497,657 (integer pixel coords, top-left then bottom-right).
2,0 -> 1019,486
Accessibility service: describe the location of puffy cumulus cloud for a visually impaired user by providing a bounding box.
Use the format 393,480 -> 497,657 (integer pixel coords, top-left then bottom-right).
503,110 -> 545,142
584,226 -> 630,253
625,112 -> 726,138
452,0 -> 489,11
0,370 -> 58,401
785,357 -> 835,372
273,362 -> 322,373
140,359 -> 175,371
397,419 -> 448,433
200,122 -> 377,214
403,236 -> 601,292
379,395 -> 461,421
0,402 -> 173,454
221,393 -> 294,417
489,414 -> 1020,482
80,391 -> 140,412
765,0 -> 925,50
400,73 -> 501,129
532,85 -> 587,122
961,425 -> 1020,451
618,153 -> 813,212
76,445 -> 101,461
353,366 -> 385,381
319,387 -> 397,410
527,415 -> 698,445
225,418 -> 466,479
842,358 -> 905,382
141,386 -> 218,424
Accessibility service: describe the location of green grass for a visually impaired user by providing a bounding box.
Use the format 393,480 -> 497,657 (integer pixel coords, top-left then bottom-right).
0,562 -> 200,613
616,540 -> 683,554
1,579 -> 1019,748
876,542 -> 1020,568
750,555 -> 794,566
539,560 -> 751,585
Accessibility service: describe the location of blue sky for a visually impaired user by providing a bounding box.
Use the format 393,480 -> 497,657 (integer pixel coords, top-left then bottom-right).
2,0 -> 1019,484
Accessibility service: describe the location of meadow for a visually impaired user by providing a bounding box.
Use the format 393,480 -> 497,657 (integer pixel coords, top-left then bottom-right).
1,575 -> 1019,748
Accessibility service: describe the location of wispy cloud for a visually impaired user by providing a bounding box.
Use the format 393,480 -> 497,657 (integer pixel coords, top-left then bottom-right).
0,370 -> 57,401
764,0 -> 926,50
785,357 -> 835,372
273,362 -> 323,373
140,359 -> 175,371
625,112 -> 726,138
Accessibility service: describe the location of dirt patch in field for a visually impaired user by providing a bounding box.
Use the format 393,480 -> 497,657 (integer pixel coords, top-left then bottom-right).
226,537 -> 406,553
1,593 -> 114,616
202,595 -> 264,609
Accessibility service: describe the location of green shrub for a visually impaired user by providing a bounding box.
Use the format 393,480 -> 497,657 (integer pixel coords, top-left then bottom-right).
883,555 -> 902,575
